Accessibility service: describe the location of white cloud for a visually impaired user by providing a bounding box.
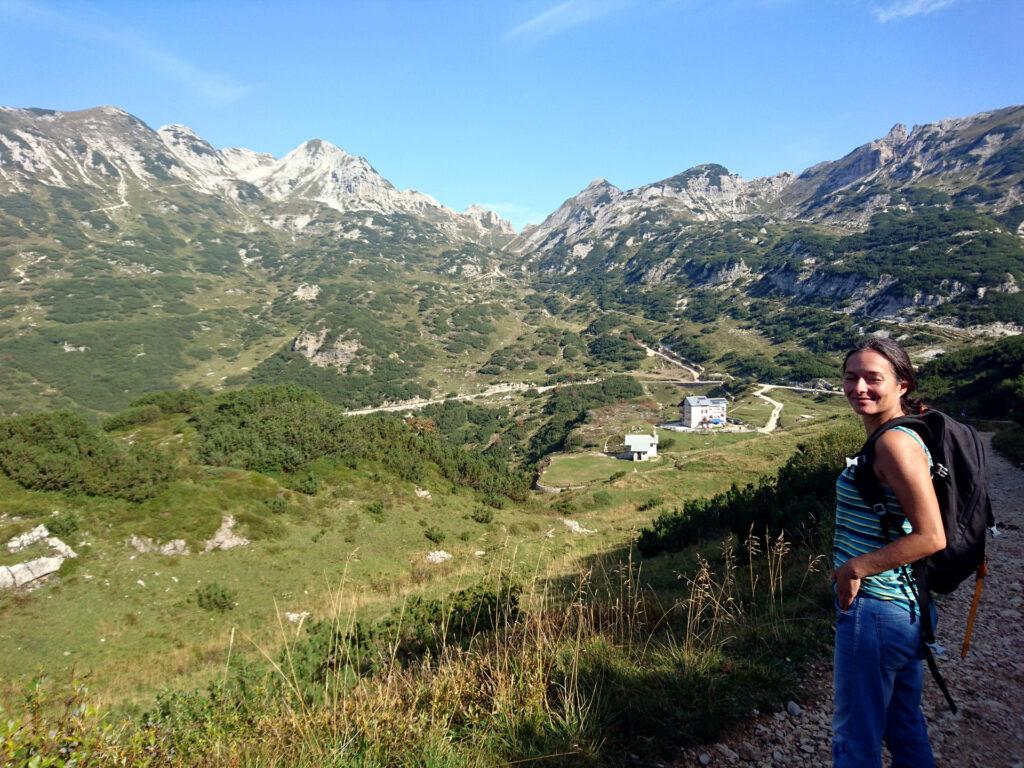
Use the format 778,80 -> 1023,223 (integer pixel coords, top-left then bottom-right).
0,0 -> 251,103
872,0 -> 957,23
505,0 -> 630,41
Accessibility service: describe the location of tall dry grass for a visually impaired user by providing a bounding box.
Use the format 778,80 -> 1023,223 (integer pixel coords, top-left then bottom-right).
2,532 -> 832,767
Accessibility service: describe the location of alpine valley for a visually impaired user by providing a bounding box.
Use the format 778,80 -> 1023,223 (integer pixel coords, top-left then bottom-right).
1,103 -> 1022,416
1,103 -> 1024,766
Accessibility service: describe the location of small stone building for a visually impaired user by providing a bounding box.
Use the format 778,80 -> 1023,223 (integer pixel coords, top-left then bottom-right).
624,433 -> 658,461
682,395 -> 728,429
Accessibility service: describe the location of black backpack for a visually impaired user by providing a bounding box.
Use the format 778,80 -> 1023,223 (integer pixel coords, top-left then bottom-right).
851,408 -> 995,713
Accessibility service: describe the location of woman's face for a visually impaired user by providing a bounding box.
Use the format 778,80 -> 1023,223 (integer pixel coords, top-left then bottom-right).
842,349 -> 908,419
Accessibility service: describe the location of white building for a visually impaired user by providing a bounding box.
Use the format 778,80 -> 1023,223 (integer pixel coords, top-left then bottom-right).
682,396 -> 728,429
624,433 -> 658,461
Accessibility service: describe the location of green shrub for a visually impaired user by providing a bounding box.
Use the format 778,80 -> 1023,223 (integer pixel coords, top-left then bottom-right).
46,511 -> 80,538
471,508 -> 494,524
195,583 -> 236,612
290,472 -> 321,495
424,526 -> 446,544
265,497 -> 289,514
365,500 -> 386,520
130,389 -> 206,415
993,424 -> 1024,469
483,492 -> 506,509
102,404 -> 162,432
638,496 -> 664,512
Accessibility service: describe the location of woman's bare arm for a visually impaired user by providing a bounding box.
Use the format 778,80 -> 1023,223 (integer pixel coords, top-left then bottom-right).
833,429 -> 945,608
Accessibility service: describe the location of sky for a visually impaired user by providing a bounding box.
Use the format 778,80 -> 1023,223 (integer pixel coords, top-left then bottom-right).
1,0 -> 1022,230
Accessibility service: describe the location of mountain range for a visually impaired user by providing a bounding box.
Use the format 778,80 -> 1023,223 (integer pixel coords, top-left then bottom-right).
1,103 -> 1022,416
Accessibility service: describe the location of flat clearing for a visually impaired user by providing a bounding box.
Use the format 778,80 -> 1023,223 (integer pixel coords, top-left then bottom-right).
542,452 -> 626,487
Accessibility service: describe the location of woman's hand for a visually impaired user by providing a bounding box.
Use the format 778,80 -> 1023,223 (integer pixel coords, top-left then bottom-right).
833,560 -> 861,610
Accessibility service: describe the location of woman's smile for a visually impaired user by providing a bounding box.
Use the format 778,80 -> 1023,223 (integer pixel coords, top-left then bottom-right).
842,349 -> 908,426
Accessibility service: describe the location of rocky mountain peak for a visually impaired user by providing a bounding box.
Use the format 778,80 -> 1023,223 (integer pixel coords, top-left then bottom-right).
158,124 -> 219,158
883,123 -> 909,145
463,204 -> 515,235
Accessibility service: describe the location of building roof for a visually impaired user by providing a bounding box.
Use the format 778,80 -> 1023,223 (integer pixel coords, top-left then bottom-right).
684,396 -> 728,407
624,434 -> 658,451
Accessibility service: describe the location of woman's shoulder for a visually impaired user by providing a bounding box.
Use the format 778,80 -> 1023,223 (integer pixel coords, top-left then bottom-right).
874,425 -> 931,480
876,425 -> 929,455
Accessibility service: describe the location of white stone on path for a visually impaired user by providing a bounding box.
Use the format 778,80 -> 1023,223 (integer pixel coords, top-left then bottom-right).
425,550 -> 452,564
715,741 -> 739,760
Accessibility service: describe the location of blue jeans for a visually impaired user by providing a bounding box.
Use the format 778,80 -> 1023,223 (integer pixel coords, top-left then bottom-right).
833,594 -> 935,768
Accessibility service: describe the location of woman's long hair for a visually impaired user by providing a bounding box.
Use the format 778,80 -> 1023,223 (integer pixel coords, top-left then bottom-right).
842,338 -> 925,415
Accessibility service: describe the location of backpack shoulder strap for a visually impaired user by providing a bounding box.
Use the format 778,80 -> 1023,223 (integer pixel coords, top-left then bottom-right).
851,415 -> 930,523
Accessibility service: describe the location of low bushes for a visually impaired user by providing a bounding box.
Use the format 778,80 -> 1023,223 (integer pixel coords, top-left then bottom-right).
190,385 -> 531,501
195,583 -> 236,612
0,410 -> 174,501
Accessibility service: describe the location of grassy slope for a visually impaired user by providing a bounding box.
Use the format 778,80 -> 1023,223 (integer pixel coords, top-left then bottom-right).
0,390 -> 859,707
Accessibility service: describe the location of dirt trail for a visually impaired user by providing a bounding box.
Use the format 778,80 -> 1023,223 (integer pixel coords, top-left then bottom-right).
342,379 -> 600,416
672,433 -> 1024,767
753,385 -> 784,434
641,343 -> 702,380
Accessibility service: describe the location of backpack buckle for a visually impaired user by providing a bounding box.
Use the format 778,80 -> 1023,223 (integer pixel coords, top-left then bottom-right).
934,463 -> 949,479
872,503 -> 888,515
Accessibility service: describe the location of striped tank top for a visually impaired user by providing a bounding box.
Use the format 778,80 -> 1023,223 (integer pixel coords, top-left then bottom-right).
833,426 -> 932,613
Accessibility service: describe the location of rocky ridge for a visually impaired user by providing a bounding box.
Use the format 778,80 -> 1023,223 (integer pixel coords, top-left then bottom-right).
0,105 -> 513,238
513,105 -> 1024,257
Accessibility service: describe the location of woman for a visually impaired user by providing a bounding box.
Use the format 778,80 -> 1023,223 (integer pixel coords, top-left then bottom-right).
832,338 -> 946,768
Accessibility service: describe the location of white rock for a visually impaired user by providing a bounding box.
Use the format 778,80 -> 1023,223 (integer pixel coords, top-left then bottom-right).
7,524 -> 50,552
415,486 -> 432,499
159,539 -> 189,556
203,515 -> 250,552
285,611 -> 310,623
46,537 -> 77,559
1,556 -> 64,588
292,283 -> 320,301
425,550 -> 452,564
562,519 -> 596,535
130,534 -> 156,553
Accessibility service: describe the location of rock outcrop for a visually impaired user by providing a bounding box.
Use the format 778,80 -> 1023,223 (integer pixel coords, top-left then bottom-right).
203,515 -> 250,552
1,524 -> 78,590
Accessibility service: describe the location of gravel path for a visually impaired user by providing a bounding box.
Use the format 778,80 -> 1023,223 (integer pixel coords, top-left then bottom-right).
671,433 -> 1024,767
752,385 -> 785,434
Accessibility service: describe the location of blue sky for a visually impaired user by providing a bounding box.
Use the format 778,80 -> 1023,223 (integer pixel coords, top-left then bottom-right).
1,0 -> 1022,229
